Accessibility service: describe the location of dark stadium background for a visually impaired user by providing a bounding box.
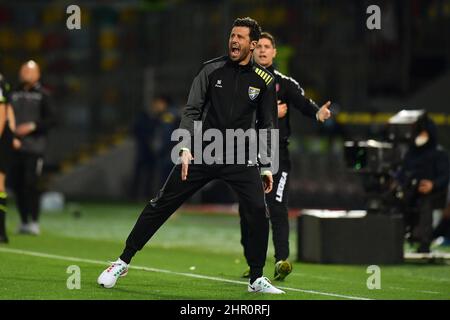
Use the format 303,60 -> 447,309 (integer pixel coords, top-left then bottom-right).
1,0 -> 449,210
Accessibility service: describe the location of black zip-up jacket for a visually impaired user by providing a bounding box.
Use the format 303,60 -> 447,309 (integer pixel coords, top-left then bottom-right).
399,119 -> 449,198
266,66 -> 319,149
179,55 -> 278,167
10,82 -> 56,155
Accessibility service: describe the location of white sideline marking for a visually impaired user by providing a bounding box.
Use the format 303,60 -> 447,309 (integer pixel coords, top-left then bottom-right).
388,287 -> 440,295
0,247 -> 372,300
293,272 -> 443,295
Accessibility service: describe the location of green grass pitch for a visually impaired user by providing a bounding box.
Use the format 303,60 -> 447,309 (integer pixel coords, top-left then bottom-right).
1,202 -> 449,300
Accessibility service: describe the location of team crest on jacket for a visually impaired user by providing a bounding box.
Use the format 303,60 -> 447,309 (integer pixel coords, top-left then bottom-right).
248,86 -> 260,100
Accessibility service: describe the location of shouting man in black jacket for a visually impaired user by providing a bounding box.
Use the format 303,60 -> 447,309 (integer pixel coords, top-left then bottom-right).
239,32 -> 332,281
98,18 -> 285,294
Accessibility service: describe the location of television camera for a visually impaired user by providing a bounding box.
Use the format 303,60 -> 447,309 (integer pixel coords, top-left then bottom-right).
344,109 -> 429,214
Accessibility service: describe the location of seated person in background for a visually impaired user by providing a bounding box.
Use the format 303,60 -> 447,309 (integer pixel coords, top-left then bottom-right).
397,116 -> 449,253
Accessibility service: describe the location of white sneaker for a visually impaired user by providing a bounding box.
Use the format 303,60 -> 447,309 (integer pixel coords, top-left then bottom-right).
97,259 -> 128,288
248,276 -> 285,294
29,222 -> 40,235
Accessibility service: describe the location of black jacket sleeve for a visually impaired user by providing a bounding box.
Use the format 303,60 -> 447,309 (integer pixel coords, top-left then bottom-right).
257,80 -> 278,172
286,78 -> 319,119
35,90 -> 57,133
179,66 -> 210,136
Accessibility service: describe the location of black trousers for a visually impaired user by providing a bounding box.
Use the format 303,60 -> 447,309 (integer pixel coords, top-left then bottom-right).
405,195 -> 434,252
240,148 -> 291,263
9,152 -> 43,224
122,163 -> 270,278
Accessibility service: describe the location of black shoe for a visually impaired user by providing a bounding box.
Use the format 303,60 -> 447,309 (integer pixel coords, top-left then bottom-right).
274,260 -> 293,281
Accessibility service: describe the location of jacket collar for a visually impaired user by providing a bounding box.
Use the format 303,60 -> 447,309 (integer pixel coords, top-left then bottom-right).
266,64 -> 275,74
226,55 -> 254,71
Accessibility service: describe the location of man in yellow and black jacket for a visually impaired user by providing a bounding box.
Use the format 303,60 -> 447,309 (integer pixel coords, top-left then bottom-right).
97,17 -> 286,294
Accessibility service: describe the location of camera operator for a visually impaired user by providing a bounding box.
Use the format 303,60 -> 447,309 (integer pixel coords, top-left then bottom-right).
397,117 -> 449,253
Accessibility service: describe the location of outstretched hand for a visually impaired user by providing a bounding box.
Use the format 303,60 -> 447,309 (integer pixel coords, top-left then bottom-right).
317,101 -> 332,122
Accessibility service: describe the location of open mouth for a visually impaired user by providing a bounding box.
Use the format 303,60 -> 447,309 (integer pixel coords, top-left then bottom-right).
231,44 -> 240,57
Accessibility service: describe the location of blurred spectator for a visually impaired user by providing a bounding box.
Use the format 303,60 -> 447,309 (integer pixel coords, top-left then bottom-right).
398,117 -> 450,253
9,61 -> 56,236
131,95 -> 178,200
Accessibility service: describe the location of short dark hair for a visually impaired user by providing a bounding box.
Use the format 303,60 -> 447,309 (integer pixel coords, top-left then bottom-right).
260,32 -> 276,48
232,17 -> 261,42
